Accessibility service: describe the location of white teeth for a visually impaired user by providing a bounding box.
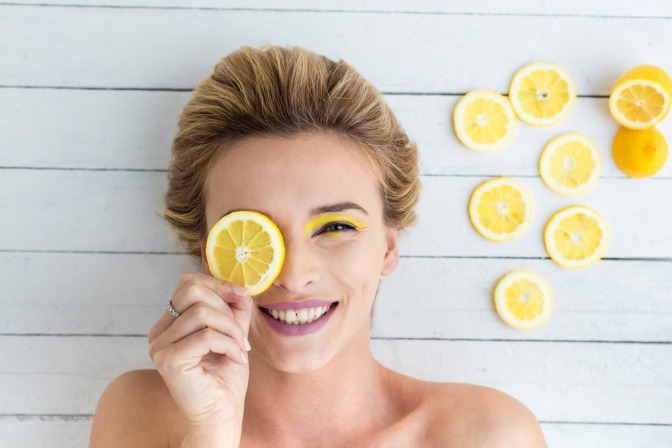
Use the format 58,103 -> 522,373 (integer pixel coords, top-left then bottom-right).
266,305 -> 331,325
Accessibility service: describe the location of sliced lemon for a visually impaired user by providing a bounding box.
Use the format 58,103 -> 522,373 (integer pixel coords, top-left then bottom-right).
494,270 -> 553,330
468,177 -> 533,242
205,210 -> 285,295
539,133 -> 602,196
509,62 -> 576,126
544,205 -> 609,269
612,126 -> 668,178
609,65 -> 672,130
453,89 -> 517,152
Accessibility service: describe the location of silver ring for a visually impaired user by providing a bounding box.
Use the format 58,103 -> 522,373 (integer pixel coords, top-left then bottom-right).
166,301 -> 181,318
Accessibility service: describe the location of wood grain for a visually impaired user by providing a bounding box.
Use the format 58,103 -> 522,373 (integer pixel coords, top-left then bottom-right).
2,2 -> 671,446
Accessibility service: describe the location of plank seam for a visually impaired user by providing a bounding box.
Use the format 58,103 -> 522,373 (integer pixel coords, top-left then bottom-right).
2,2 -> 672,20
1,334 -> 670,344
0,414 -> 669,427
0,85 -> 612,99
1,168 -> 669,183
0,250 -> 670,263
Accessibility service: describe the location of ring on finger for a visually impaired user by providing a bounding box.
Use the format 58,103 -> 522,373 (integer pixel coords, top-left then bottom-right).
166,300 -> 181,318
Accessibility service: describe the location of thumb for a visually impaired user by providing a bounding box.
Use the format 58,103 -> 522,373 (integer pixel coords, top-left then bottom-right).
228,293 -> 253,339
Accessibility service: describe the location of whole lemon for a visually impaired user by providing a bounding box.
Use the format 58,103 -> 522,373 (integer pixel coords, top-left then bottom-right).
611,126 -> 668,178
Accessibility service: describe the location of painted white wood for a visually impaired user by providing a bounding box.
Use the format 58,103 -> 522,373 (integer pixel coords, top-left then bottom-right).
3,88 -> 671,178
2,417 -> 670,448
2,6 -> 672,94
0,416 -> 91,448
2,253 -> 671,343
11,0 -> 672,18
2,336 -> 670,426
2,1 -> 671,444
0,88 -> 184,170
2,170 -> 670,258
542,423 -> 672,448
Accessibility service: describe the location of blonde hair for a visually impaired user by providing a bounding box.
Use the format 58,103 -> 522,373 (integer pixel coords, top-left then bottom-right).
164,46 -> 420,257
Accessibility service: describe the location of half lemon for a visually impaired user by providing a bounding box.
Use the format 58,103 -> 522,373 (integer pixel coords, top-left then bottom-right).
609,64 -> 672,130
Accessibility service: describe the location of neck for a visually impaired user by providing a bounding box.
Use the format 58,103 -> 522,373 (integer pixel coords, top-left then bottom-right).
242,332 -> 397,446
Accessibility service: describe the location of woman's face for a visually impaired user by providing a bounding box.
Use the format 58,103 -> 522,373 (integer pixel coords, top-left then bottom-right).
203,133 -> 399,372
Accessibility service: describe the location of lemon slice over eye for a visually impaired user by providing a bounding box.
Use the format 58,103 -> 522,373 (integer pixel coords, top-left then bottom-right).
468,177 -> 533,242
453,89 -> 517,152
544,205 -> 609,269
206,210 -> 285,295
539,133 -> 602,196
494,270 -> 553,330
609,64 -> 672,130
509,62 -> 576,126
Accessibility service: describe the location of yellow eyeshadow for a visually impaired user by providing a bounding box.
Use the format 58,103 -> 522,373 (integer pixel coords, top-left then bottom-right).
304,214 -> 369,237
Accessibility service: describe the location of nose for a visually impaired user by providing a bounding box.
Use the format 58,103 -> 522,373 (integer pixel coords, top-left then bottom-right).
273,234 -> 321,293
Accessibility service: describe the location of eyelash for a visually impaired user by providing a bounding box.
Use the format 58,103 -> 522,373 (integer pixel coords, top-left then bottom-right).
314,221 -> 358,236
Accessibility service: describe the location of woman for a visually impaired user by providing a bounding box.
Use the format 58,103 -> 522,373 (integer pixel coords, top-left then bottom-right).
90,46 -> 547,447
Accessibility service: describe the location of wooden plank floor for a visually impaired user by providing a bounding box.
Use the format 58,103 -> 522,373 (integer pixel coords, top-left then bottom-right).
1,1 -> 671,446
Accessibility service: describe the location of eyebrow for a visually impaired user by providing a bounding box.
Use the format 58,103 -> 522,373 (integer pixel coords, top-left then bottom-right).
310,202 -> 369,216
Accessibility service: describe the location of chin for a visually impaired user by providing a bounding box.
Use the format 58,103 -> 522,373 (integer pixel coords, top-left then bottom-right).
255,347 -> 336,374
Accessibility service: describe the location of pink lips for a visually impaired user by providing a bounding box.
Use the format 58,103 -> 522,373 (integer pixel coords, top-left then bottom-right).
259,300 -> 337,336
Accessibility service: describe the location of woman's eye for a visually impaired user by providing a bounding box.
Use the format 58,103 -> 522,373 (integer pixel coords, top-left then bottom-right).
317,222 -> 357,235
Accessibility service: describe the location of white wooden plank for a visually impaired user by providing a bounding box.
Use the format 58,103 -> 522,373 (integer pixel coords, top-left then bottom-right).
409,175 -> 672,259
2,253 -> 670,342
2,6 -> 672,94
1,336 -> 670,425
1,417 -> 670,448
4,88 -> 671,179
10,0 -> 672,18
0,88 -> 185,170
0,416 -> 90,448
0,170 -> 178,253
541,422 -> 672,448
2,170 -> 671,258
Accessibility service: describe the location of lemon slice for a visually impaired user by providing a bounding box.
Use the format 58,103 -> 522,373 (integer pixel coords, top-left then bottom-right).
544,205 -> 609,269
509,62 -> 576,126
468,177 -> 533,242
539,133 -> 602,196
612,126 -> 668,178
494,270 -> 553,330
205,210 -> 285,295
453,89 -> 517,152
609,65 -> 672,130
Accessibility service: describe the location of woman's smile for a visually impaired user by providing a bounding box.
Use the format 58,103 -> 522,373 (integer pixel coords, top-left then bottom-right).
258,301 -> 339,336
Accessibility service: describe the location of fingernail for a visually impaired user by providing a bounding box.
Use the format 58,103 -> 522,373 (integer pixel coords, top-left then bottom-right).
244,337 -> 251,351
233,285 -> 249,296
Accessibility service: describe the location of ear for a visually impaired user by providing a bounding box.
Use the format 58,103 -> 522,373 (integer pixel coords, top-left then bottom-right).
380,228 -> 399,276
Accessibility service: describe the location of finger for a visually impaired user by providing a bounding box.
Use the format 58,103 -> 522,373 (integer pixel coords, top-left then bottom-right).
173,271 -> 253,341
151,302 -> 248,355
149,272 -> 248,341
152,327 -> 249,372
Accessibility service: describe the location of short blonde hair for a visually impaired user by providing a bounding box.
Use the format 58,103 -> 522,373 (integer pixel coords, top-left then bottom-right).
164,46 -> 420,257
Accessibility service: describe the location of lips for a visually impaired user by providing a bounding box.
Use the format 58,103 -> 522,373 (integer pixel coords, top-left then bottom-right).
258,300 -> 338,336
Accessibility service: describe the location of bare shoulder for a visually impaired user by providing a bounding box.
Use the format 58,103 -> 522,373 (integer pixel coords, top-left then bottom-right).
90,369 -> 180,448
405,379 -> 547,447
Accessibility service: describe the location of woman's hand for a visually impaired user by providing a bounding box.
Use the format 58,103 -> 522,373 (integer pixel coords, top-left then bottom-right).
148,271 -> 253,442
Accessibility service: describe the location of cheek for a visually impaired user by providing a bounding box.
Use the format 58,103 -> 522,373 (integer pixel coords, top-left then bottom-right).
324,237 -> 386,295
